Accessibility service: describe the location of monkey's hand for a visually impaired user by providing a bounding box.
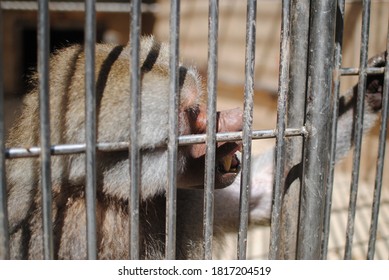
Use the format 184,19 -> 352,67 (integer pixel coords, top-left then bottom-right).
365,51 -> 387,111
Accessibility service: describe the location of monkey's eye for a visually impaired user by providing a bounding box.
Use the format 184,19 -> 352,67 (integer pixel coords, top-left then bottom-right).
186,106 -> 200,122
185,106 -> 208,134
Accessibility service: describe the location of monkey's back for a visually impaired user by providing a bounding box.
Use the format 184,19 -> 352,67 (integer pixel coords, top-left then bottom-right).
6,37 -> 207,259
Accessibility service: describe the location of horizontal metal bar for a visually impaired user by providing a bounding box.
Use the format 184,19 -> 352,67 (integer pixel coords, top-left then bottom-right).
180,127 -> 305,145
0,1 -> 159,13
340,67 -> 384,76
5,127 -> 306,159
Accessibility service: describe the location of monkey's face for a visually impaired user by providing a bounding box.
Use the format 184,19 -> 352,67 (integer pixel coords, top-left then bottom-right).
179,106 -> 243,189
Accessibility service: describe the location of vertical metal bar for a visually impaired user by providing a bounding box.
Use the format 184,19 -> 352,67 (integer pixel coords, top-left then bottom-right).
273,0 -> 309,260
344,0 -> 371,260
237,0 -> 257,260
322,0 -> 345,260
367,26 -> 389,260
166,0 -> 180,260
37,0 -> 53,260
297,0 -> 336,259
268,0 -> 291,260
0,1 -> 10,260
84,0 -> 97,260
129,0 -> 141,260
203,0 -> 218,260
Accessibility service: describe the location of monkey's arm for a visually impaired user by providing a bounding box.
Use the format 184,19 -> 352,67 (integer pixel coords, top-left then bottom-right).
214,51 -> 387,229
335,52 -> 385,160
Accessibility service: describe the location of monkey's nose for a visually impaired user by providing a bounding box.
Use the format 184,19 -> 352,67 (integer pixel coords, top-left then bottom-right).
217,107 -> 243,133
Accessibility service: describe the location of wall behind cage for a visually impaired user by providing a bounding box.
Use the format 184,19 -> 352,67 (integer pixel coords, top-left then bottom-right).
155,0 -> 389,94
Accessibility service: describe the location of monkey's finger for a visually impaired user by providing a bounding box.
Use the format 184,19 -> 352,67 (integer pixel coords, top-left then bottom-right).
367,50 -> 387,67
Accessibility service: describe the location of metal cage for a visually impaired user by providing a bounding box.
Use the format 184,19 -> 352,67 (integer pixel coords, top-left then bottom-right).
0,0 -> 388,260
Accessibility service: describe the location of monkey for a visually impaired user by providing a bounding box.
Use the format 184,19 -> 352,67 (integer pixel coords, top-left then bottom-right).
5,36 -> 243,259
4,35 -> 386,259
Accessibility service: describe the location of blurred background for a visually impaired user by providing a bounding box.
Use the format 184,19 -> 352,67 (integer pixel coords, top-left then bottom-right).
1,0 -> 389,259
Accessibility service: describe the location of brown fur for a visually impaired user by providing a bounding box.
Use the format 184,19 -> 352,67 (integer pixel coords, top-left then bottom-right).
6,36 -> 242,259
6,38 -> 386,259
